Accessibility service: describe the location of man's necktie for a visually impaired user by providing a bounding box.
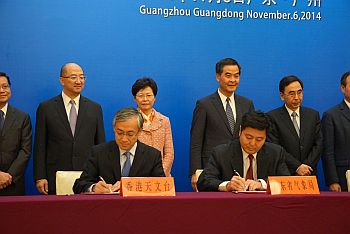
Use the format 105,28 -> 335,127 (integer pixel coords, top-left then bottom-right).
291,112 -> 300,137
0,110 -> 4,131
69,100 -> 77,135
226,98 -> 235,134
246,154 -> 254,180
122,152 -> 132,177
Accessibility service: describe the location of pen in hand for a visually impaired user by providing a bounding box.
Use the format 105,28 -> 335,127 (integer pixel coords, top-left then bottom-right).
233,170 -> 246,191
99,176 -> 113,193
234,170 -> 241,177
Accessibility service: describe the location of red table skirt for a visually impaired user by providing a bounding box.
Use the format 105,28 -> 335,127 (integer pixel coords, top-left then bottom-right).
1,192 -> 349,234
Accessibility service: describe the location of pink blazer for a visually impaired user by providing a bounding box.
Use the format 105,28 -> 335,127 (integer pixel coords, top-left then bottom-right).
138,110 -> 174,177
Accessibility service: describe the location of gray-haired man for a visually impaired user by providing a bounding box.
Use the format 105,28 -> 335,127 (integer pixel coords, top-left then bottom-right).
73,107 -> 165,194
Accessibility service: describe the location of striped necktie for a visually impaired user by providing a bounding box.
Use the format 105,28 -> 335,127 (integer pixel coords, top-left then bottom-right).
122,152 -> 132,177
226,98 -> 235,134
291,112 -> 299,137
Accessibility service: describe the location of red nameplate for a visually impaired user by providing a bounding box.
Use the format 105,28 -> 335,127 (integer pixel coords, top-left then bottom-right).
267,176 -> 320,195
120,177 -> 176,197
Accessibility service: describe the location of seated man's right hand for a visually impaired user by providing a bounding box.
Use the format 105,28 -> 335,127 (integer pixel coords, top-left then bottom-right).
93,181 -> 118,193
36,179 -> 49,195
226,176 -> 246,192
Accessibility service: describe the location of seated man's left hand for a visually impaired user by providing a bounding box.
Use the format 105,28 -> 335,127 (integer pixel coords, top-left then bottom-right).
244,180 -> 262,191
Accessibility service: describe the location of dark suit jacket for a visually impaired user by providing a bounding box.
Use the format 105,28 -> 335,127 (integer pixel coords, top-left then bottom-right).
197,140 -> 290,191
73,141 -> 165,193
267,106 -> 322,175
34,94 -> 105,194
322,101 -> 350,191
0,105 -> 32,195
190,92 -> 254,175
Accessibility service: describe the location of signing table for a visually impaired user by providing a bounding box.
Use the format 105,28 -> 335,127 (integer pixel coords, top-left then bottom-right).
1,192 -> 349,234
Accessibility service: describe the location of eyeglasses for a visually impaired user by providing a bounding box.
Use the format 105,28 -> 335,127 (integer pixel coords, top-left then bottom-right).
284,90 -> 303,98
62,75 -> 86,81
135,94 -> 154,99
115,131 -> 138,138
0,84 -> 10,90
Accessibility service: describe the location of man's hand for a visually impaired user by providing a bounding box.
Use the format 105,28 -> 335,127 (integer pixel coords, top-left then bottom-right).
36,179 -> 49,195
191,174 -> 198,191
296,164 -> 313,176
93,180 -> 119,193
329,183 -> 341,192
226,176 -> 246,192
0,172 -> 12,190
245,180 -> 262,191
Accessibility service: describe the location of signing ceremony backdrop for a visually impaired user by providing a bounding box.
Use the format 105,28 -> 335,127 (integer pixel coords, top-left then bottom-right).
1,0 -> 350,194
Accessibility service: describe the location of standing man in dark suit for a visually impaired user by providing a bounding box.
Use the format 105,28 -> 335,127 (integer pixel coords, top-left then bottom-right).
267,75 -> 322,176
34,63 -> 105,195
73,108 -> 164,194
322,71 -> 350,192
190,58 -> 254,190
0,72 -> 32,195
197,111 -> 290,192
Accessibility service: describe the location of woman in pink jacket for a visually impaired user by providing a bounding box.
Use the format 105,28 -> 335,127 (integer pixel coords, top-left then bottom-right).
132,78 -> 174,176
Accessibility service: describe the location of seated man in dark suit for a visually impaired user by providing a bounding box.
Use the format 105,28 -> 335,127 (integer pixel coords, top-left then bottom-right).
73,107 -> 165,193
197,111 -> 290,192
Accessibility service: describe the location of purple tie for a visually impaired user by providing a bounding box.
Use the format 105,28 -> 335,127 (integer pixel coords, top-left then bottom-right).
69,100 -> 77,135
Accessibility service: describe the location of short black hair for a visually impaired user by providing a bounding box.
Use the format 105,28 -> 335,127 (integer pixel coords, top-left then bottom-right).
279,75 -> 303,93
340,71 -> 350,86
131,77 -> 158,97
0,72 -> 11,86
215,58 -> 241,75
241,110 -> 270,132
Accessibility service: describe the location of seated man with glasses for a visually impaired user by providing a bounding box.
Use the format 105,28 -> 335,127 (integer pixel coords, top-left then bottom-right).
73,107 -> 165,194
267,75 -> 322,176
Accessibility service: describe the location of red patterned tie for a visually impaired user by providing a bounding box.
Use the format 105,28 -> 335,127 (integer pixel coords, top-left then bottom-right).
246,154 -> 254,180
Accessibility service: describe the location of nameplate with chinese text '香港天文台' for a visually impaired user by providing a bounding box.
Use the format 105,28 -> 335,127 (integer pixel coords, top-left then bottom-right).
120,177 -> 175,197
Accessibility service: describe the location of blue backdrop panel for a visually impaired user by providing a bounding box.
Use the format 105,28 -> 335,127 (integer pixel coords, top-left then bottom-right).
0,0 -> 349,194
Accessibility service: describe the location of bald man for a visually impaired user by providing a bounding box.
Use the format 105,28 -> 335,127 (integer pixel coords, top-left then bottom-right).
34,63 -> 105,194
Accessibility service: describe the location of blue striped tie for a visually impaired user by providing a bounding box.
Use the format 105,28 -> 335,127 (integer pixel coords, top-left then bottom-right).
122,152 -> 131,177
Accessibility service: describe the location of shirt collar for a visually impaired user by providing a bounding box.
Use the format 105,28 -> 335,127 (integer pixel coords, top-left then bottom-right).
61,91 -> 80,107
119,141 -> 138,157
344,99 -> 350,109
217,89 -> 235,104
284,105 -> 300,117
241,148 -> 257,159
0,103 -> 8,117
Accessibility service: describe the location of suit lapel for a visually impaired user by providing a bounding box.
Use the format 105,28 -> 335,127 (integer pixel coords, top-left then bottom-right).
339,101 -> 350,122
256,147 -> 269,179
299,107 -> 307,140
279,106 -> 299,139
55,95 -> 72,137
108,142 -> 121,179
1,105 -> 15,137
74,96 -> 87,138
129,142 -> 145,176
235,94 -> 243,130
229,141 -> 244,176
210,92 -> 233,136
